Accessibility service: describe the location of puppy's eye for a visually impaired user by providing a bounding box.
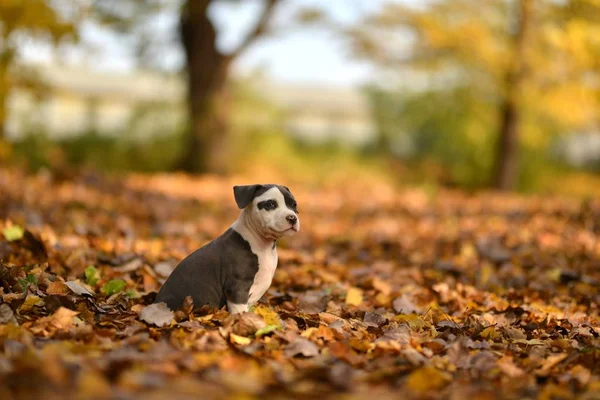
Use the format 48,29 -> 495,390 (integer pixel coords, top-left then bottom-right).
265,200 -> 277,210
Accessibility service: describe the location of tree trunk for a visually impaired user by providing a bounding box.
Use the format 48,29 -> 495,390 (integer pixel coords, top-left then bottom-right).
0,61 -> 7,140
175,0 -> 278,174
176,0 -> 231,174
494,99 -> 519,190
492,0 -> 533,190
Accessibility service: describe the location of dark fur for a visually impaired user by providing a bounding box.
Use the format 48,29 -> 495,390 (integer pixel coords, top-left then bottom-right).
155,228 -> 258,310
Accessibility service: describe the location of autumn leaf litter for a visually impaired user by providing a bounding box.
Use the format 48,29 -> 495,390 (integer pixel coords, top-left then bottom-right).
0,168 -> 599,399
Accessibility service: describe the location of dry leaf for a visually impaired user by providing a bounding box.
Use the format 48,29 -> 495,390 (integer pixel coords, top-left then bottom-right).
405,366 -> 451,394
284,338 -> 319,358
230,333 -> 252,345
139,303 -> 174,327
46,279 -> 69,295
345,287 -> 363,306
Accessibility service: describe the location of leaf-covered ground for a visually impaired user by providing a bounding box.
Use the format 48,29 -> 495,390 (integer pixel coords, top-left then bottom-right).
0,168 -> 599,399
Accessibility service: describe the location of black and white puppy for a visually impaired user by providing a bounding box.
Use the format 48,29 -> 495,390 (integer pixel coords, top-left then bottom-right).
155,184 -> 299,314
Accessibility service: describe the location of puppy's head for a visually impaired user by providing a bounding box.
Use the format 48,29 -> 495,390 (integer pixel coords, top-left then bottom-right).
233,184 -> 300,239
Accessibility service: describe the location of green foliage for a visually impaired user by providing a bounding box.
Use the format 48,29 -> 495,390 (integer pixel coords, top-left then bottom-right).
3,225 -> 24,241
11,129 -> 185,173
368,86 -> 499,188
18,274 -> 38,292
255,325 -> 279,337
102,279 -> 126,296
231,129 -> 392,186
85,266 -> 99,287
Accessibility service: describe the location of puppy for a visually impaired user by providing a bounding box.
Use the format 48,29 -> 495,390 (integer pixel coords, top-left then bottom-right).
155,184 -> 300,314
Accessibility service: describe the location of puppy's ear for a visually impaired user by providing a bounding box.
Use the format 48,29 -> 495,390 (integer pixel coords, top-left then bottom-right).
233,185 -> 263,209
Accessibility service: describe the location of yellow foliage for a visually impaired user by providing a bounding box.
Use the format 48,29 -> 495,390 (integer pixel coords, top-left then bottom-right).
351,0 -> 600,147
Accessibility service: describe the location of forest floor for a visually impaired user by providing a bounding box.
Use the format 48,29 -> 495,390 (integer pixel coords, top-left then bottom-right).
0,168 -> 599,400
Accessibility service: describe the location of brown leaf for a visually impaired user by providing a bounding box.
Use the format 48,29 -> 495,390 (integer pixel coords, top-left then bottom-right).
0,303 -> 17,325
497,356 -> 525,378
284,337 -> 319,358
46,279 -> 69,295
392,294 -> 420,314
222,312 -> 266,337
537,353 -> 568,376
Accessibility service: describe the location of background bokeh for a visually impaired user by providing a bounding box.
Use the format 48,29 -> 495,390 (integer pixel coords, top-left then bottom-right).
0,0 -> 599,195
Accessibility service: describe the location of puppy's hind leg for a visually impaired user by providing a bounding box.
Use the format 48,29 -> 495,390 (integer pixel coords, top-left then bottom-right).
225,280 -> 251,314
227,301 -> 249,314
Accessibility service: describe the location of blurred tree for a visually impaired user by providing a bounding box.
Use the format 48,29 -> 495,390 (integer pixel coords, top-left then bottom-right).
348,0 -> 600,190
177,0 -> 279,173
91,0 -> 280,174
0,0 -> 77,140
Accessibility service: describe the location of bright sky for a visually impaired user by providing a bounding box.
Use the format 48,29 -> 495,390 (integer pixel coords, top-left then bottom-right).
24,0 -> 398,88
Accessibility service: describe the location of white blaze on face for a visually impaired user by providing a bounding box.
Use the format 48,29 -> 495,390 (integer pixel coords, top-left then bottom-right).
250,187 -> 299,238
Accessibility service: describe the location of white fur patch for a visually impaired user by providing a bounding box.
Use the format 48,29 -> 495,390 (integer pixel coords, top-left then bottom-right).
247,245 -> 278,306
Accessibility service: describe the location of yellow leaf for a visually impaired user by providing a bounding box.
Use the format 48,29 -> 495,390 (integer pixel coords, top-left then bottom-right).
301,327 -> 318,338
481,326 -> 501,341
230,333 -> 252,345
375,292 -> 391,307
345,287 -> 363,306
253,304 -> 281,328
394,314 -> 428,329
18,295 -> 44,313
406,366 -> 451,394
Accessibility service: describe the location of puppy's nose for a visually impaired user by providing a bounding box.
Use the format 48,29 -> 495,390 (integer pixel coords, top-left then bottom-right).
286,215 -> 297,225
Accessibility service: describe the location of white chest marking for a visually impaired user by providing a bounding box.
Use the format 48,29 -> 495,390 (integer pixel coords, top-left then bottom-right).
248,246 -> 278,306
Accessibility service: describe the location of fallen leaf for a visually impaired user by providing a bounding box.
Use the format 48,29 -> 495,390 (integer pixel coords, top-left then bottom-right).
102,279 -> 126,296
3,225 -> 24,241
46,279 -> 69,295
84,266 -> 99,287
566,365 -> 591,386
223,312 -> 266,337
139,303 -> 174,327
284,337 -> 319,358
65,280 -> 95,296
47,307 -> 79,330
255,325 -> 279,337
253,304 -> 282,328
392,294 -> 419,314
18,294 -> 44,313
497,356 -> 525,378
0,303 -> 17,324
537,353 -> 568,376
230,333 -> 252,345
405,366 -> 451,394
345,287 -> 363,306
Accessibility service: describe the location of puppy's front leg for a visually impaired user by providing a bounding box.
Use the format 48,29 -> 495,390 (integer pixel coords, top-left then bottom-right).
227,301 -> 249,314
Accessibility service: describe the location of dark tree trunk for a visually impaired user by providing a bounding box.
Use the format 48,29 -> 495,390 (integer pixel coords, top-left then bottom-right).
175,0 -> 279,174
494,99 -> 519,190
176,0 -> 231,174
0,62 -> 7,141
492,0 -> 533,190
